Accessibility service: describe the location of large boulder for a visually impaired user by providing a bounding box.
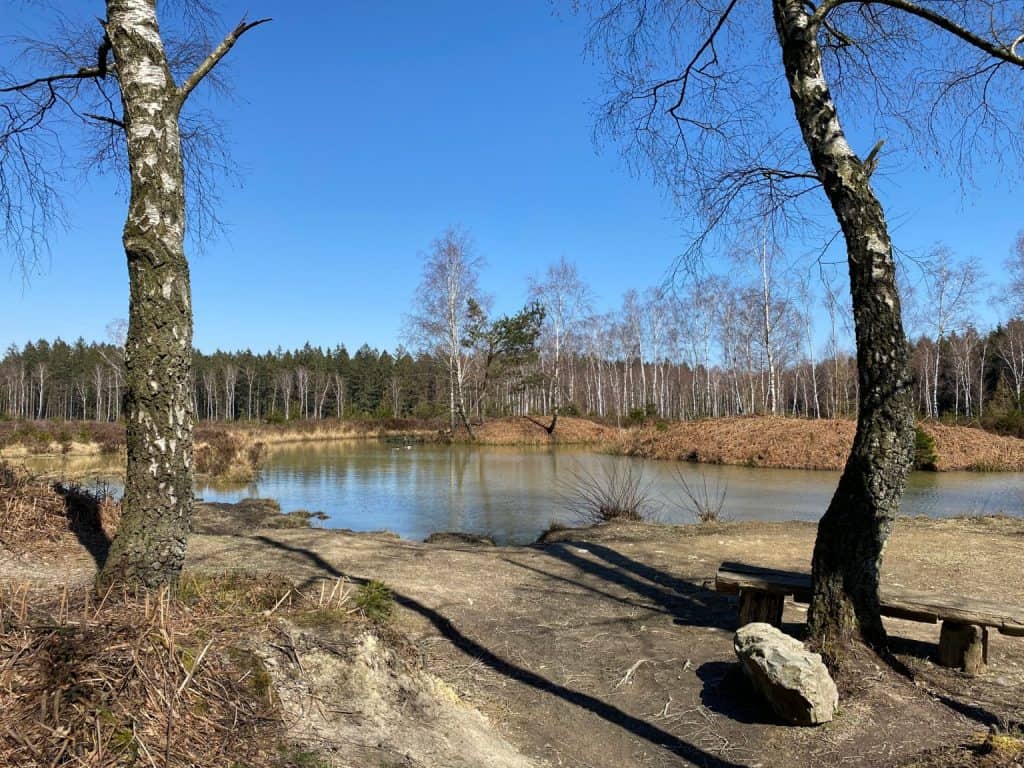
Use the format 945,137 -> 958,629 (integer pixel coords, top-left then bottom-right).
733,622 -> 838,726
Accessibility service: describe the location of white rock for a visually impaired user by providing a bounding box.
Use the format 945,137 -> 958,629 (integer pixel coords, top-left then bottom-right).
733,622 -> 838,725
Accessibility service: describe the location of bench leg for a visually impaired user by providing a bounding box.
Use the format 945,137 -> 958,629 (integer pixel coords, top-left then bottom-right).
937,621 -> 988,675
737,589 -> 784,628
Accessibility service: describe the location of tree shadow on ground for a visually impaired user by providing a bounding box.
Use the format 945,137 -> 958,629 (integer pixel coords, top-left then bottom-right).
537,540 -> 1016,731
539,540 -> 736,630
53,483 -> 110,569
885,636 -> 1009,729
251,534 -> 752,768
501,557 -> 681,618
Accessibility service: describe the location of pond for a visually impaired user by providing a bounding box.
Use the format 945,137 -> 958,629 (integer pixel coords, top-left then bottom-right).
23,441 -> 1024,545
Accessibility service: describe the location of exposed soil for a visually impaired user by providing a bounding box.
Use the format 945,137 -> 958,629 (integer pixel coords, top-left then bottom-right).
193,498 -> 327,534
5,509 -> 1024,767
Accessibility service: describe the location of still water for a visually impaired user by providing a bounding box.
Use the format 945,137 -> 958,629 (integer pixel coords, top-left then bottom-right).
22,442 -> 1024,545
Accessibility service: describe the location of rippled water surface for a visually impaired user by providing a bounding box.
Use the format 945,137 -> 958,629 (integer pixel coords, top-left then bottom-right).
22,442 -> 1024,545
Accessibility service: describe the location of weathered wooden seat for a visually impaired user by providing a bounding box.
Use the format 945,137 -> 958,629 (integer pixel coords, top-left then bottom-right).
715,561 -> 1024,675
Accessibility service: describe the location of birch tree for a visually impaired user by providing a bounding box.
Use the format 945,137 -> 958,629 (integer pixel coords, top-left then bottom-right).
406,228 -> 485,436
1,3 -> 270,586
529,256 -> 592,425
582,0 -> 1024,660
913,245 -> 982,418
1007,231 -> 1024,315
797,276 -> 822,418
995,319 -> 1024,406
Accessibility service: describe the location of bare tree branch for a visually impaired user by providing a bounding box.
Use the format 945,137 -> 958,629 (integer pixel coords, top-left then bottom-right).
815,0 -> 1024,68
177,16 -> 270,106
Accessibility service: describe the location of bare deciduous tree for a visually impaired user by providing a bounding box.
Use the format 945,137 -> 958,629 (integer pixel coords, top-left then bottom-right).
580,0 -> 1024,660
406,228 -> 485,437
1007,232 -> 1024,315
995,318 -> 1024,406
911,245 -> 982,418
529,256 -> 592,426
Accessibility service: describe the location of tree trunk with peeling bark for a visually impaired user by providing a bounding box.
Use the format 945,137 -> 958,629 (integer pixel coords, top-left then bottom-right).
96,0 -> 266,588
773,0 -> 916,657
98,0 -> 194,588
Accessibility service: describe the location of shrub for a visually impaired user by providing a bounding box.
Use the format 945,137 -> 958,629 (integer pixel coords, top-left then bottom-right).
559,402 -> 581,417
914,426 -> 938,471
193,431 -> 238,476
674,468 -> 728,523
355,580 -> 393,624
193,429 -> 266,481
627,408 -> 648,425
981,410 -> 1024,439
560,462 -> 658,523
56,428 -> 73,454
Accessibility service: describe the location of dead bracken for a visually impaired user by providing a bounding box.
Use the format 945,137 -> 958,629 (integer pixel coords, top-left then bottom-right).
0,570 -> 405,768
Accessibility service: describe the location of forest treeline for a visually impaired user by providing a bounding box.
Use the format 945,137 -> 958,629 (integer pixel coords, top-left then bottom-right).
4,234 -> 1023,434
4,295 -> 1023,435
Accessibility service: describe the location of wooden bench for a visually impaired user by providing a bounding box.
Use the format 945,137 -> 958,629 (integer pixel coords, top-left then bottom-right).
715,561 -> 1024,674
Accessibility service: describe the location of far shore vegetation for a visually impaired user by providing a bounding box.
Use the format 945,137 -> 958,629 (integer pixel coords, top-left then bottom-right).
3,413 -> 1024,476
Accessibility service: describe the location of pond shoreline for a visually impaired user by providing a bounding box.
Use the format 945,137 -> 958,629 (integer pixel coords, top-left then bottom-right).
4,415 -> 1024,472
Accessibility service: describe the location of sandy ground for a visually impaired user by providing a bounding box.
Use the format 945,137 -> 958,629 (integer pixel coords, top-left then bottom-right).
5,515 -> 1024,767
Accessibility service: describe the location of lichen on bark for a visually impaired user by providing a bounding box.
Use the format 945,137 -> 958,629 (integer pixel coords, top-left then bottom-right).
98,0 -> 195,589
772,0 -> 916,658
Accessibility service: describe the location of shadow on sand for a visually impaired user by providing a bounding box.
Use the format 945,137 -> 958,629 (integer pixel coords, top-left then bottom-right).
252,533 -> 751,768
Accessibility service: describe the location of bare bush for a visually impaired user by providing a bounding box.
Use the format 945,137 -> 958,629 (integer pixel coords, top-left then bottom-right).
673,469 -> 728,524
560,462 -> 658,523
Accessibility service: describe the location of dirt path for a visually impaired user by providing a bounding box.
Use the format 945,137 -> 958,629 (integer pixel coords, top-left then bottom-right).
4,516 -> 1024,767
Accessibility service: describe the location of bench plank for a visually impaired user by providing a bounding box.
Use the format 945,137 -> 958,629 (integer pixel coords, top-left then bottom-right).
716,562 -> 1024,636
715,561 -> 813,599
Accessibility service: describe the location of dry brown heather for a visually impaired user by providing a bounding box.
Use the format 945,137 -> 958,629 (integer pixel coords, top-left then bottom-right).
613,416 -> 853,469
920,422 -> 1024,472
614,416 -> 1024,471
468,415 -> 619,445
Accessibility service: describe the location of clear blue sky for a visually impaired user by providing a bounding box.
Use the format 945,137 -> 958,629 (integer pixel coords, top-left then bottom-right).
2,1 -> 1020,354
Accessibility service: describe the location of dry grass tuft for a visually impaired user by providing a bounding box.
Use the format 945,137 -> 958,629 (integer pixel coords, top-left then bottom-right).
673,468 -> 728,523
560,462 -> 659,523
